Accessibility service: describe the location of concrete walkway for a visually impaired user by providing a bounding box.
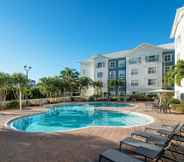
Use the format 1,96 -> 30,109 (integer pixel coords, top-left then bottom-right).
0,102 -> 183,162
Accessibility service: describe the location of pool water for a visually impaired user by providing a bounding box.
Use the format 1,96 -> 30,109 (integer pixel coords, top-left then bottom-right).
8,103 -> 153,133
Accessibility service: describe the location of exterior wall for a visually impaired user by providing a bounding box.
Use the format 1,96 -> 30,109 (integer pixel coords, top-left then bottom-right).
94,56 -> 109,93
80,44 -> 175,97
162,49 -> 175,89
80,61 -> 95,96
126,46 -> 163,95
108,58 -> 126,96
173,11 -> 184,100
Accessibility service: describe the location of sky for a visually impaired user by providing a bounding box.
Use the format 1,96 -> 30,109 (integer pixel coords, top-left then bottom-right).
0,0 -> 183,81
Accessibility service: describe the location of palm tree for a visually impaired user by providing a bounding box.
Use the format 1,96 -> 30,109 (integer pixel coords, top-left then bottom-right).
108,79 -> 124,96
165,60 -> 184,87
11,73 -> 29,111
79,76 -> 93,96
60,67 -> 79,96
93,80 -> 103,97
37,76 -> 64,97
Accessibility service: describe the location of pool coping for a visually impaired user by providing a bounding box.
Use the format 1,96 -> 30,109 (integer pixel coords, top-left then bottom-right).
4,102 -> 154,134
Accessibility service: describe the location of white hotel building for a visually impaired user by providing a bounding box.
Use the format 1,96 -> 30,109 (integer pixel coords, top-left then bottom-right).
80,43 -> 175,97
171,6 -> 184,101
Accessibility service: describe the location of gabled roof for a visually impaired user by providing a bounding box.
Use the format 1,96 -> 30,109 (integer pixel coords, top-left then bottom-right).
158,43 -> 174,49
80,42 -> 174,63
170,6 -> 184,38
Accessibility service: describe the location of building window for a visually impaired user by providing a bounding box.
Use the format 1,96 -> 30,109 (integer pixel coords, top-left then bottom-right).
96,62 -> 105,68
131,69 -> 138,75
97,72 -> 103,78
109,60 -> 116,68
118,59 -> 125,68
129,57 -> 141,64
164,66 -> 171,73
145,55 -> 159,62
109,71 -> 116,80
118,87 -> 125,95
118,70 -> 125,79
164,54 -> 172,62
131,80 -> 139,87
148,67 -> 156,74
148,79 -> 157,86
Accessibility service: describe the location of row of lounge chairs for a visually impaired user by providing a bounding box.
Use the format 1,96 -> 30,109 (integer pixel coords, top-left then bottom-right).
99,123 -> 184,162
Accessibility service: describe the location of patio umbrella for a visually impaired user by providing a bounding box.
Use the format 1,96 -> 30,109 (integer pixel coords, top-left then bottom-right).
149,89 -> 174,93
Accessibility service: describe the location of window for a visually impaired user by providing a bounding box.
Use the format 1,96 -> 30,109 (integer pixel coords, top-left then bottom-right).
164,66 -> 171,73
118,70 -> 125,79
118,87 -> 125,95
145,55 -> 159,62
148,79 -> 157,86
109,71 -> 116,80
131,69 -> 138,75
131,80 -> 139,87
148,67 -> 156,74
97,72 -> 103,78
118,59 -> 125,68
129,57 -> 141,64
109,60 -> 116,68
164,54 -> 172,62
96,62 -> 105,68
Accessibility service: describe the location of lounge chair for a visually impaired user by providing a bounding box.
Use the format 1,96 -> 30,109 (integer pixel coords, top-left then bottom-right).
99,149 -> 143,162
145,123 -> 181,135
130,123 -> 184,146
119,124 -> 184,161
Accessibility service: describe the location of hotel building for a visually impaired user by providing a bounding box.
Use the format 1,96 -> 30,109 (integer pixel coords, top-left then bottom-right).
80,43 -> 174,97
171,6 -> 184,101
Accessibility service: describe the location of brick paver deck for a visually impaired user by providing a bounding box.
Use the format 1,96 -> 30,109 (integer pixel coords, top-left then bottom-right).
0,102 -> 183,162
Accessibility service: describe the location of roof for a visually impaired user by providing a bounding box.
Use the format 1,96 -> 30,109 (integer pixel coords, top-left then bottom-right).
158,43 -> 174,49
170,6 -> 184,38
80,42 -> 174,63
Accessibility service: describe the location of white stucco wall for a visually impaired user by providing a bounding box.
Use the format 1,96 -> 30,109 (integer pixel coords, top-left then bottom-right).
80,61 -> 95,96
126,46 -> 163,95
172,7 -> 184,100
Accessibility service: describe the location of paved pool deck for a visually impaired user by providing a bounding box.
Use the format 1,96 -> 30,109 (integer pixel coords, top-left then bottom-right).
0,102 -> 184,162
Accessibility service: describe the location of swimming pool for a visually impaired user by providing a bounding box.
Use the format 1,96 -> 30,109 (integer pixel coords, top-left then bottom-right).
8,103 -> 153,133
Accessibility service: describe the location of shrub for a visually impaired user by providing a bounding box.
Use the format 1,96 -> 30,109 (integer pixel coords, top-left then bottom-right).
6,101 -> 19,109
88,96 -> 96,101
169,98 -> 180,104
172,104 -> 184,113
129,93 -> 154,101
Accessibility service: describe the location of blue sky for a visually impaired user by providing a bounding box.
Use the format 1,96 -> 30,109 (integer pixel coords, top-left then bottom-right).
0,0 -> 183,81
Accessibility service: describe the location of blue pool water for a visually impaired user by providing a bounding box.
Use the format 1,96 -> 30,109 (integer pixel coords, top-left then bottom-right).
8,103 -> 153,133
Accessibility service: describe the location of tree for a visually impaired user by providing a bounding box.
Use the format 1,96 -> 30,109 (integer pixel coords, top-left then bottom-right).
11,73 -> 29,111
37,76 -> 64,97
79,76 -> 93,96
0,72 -> 11,101
93,80 -> 103,97
60,67 -> 79,96
165,60 -> 184,87
108,79 -> 124,96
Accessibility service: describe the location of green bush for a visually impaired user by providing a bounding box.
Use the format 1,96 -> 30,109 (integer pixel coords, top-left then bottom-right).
129,93 -> 154,101
6,101 -> 19,109
88,96 -> 96,101
172,104 -> 184,113
169,98 -> 180,104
